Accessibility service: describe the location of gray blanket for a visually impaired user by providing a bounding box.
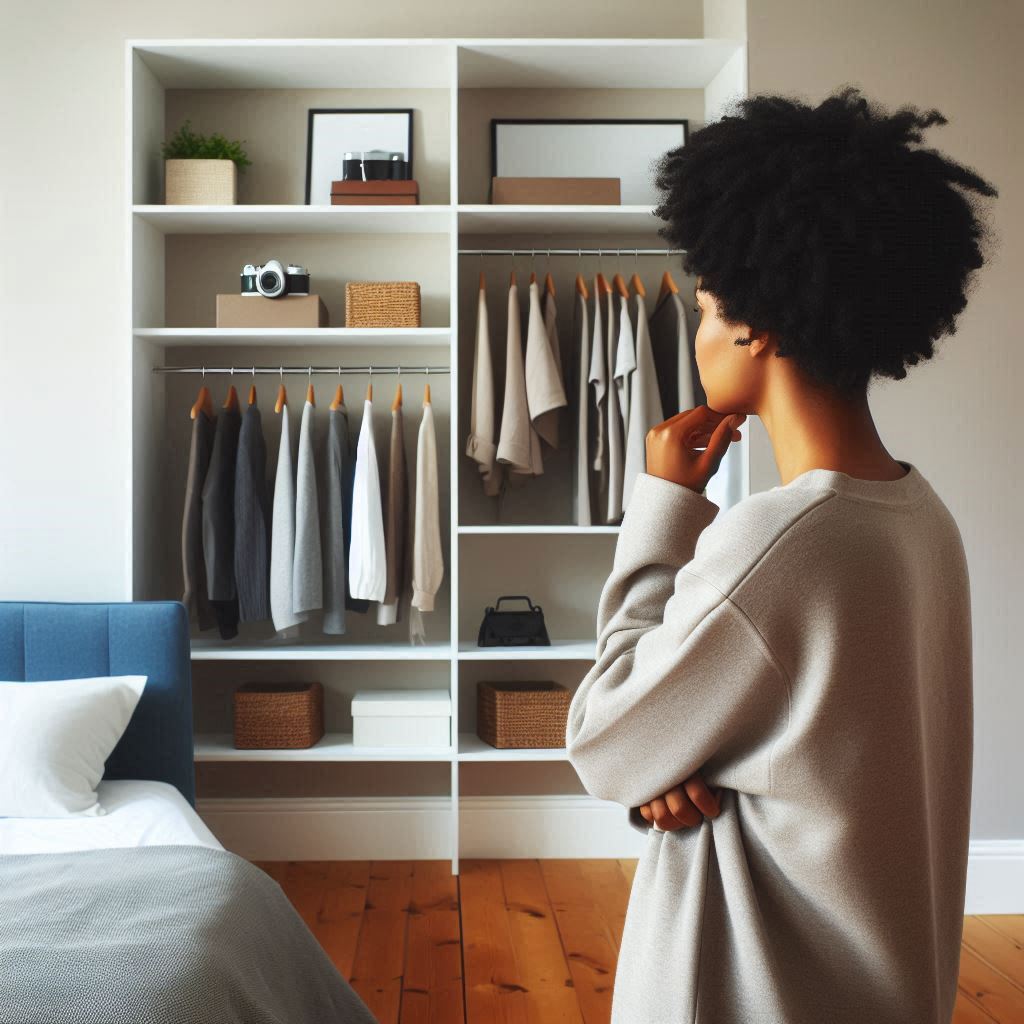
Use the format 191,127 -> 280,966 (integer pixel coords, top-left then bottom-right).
0,845 -> 379,1024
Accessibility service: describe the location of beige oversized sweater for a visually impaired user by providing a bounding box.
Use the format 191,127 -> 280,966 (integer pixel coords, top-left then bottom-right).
566,463 -> 973,1024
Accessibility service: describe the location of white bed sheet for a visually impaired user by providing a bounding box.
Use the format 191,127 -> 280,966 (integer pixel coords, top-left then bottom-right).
0,780 -> 222,856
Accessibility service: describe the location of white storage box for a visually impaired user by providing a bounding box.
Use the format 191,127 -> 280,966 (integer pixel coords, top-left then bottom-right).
351,689 -> 451,748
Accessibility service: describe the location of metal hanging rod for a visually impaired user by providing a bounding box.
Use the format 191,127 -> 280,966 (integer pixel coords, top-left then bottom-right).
457,247 -> 684,256
152,364 -> 449,376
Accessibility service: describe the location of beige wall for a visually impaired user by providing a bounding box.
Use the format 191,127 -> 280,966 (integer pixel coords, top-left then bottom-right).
0,0 -> 1019,837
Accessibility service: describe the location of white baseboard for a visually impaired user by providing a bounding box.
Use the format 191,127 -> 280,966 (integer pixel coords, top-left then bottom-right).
196,796 -> 1024,913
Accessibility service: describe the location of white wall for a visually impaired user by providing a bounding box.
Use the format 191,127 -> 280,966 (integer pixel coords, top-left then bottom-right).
1,0 -> 1019,840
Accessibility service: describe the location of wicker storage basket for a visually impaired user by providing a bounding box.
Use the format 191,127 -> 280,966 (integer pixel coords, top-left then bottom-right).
345,281 -> 421,327
165,158 -> 237,205
476,680 -> 571,749
233,681 -> 324,749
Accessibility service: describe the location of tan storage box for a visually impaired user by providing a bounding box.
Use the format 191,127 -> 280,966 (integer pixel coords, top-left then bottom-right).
331,179 -> 420,205
476,680 -> 572,749
345,281 -> 421,328
165,159 -> 238,205
233,682 -> 324,750
490,176 -> 621,205
216,294 -> 329,328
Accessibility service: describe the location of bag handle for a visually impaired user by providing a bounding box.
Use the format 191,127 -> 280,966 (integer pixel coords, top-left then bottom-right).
493,595 -> 539,612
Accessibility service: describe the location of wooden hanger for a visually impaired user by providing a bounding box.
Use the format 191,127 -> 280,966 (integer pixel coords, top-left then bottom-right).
630,272 -> 646,298
657,269 -> 680,307
575,273 -> 589,300
612,272 -> 630,299
247,383 -> 257,406
190,384 -> 213,421
424,380 -> 431,405
544,272 -> 556,297
596,271 -> 610,296
392,381 -> 403,410
224,384 -> 239,411
306,378 -> 316,406
529,270 -> 537,285
330,383 -> 344,410
479,269 -> 486,291
366,377 -> 373,402
275,379 -> 287,414
509,269 -> 517,288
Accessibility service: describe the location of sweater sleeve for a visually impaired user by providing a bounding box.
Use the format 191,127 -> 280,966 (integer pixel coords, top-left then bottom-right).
565,471 -> 790,835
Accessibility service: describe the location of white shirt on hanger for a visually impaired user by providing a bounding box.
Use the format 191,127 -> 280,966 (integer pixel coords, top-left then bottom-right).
605,285 -> 625,523
466,282 -> 504,498
410,398 -> 444,644
574,287 -> 592,526
348,396 -> 387,602
613,290 -> 637,451
524,277 -> 567,451
623,291 -> 665,510
292,398 -> 323,617
269,402 -> 302,636
497,277 -> 542,479
588,275 -> 608,513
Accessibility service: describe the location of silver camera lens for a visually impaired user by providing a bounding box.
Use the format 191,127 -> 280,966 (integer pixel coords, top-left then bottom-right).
256,259 -> 286,298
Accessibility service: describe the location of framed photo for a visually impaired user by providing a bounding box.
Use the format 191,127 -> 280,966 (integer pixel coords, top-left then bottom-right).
305,108 -> 414,205
491,118 -> 688,205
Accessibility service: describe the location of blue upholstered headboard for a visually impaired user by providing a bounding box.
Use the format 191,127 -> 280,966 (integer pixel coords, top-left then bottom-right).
0,601 -> 195,806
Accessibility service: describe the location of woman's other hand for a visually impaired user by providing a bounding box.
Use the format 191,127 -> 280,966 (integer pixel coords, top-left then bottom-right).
646,405 -> 746,493
638,774 -> 722,831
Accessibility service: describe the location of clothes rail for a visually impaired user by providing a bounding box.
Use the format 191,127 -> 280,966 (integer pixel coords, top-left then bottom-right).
152,365 -> 450,376
457,247 -> 684,256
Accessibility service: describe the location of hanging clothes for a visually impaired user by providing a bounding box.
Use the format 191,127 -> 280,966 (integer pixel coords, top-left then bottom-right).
349,397 -> 387,602
496,277 -> 541,480
270,401 -> 302,637
410,397 -> 444,643
343,409 -> 371,616
201,401 -> 241,640
525,277 -> 567,450
466,282 -> 504,498
322,400 -> 352,635
234,399 -> 271,623
605,284 -> 625,523
650,289 -> 703,415
613,291 -> 637,438
181,410 -> 216,633
292,398 -> 322,619
588,274 -> 608,517
377,397 -> 408,626
622,291 -> 665,510
573,286 -> 592,526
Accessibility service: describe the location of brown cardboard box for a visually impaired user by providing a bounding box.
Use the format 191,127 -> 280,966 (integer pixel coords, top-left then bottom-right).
216,294 -> 329,328
331,195 -> 418,205
491,176 -> 621,205
331,179 -> 420,199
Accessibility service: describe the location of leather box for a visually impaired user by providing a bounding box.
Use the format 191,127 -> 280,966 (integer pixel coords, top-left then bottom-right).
216,294 -> 329,328
490,176 -> 621,205
331,179 -> 420,205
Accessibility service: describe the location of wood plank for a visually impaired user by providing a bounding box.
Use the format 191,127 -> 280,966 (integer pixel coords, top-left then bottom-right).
980,917 -> 1024,954
314,861 -> 372,981
539,859 -> 619,1023
350,860 -> 415,1024
460,859 -> 531,1023
578,859 -> 632,953
962,918 -> 1024,992
501,859 -> 584,1023
954,987 -> 999,1023
400,861 -> 464,1024
958,945 -> 1024,1022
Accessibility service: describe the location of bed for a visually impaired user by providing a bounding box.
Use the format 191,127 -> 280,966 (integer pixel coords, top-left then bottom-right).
0,601 -> 378,1024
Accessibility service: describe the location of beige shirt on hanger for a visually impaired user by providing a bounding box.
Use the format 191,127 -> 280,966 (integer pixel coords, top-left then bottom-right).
466,283 -> 504,498
410,397 -> 445,644
525,278 -> 568,451
543,286 -> 567,448
650,289 -> 697,415
588,275 -> 608,514
622,291 -> 664,510
605,284 -> 625,523
574,288 -> 592,526
497,278 -> 542,480
613,290 -> 637,455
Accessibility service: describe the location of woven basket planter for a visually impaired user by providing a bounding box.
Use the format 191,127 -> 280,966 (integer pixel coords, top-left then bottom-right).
476,680 -> 571,749
233,681 -> 324,749
345,281 -> 421,327
165,158 -> 238,205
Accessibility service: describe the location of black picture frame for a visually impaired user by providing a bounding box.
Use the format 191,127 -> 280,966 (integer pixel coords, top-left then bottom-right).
490,117 -> 688,204
305,107 -> 414,205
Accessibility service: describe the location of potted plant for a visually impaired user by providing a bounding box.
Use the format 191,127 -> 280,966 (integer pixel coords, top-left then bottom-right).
161,120 -> 252,205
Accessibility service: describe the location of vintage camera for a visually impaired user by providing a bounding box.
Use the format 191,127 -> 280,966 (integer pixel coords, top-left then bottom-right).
240,260 -> 311,298
342,149 -> 410,181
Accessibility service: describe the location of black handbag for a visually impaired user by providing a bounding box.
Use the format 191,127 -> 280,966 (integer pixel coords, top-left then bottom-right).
477,595 -> 551,647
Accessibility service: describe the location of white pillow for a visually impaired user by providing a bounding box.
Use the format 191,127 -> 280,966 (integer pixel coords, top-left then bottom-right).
0,675 -> 147,818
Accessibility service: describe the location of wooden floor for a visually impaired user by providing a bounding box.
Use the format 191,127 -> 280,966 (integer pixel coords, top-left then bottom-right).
253,859 -> 1024,1024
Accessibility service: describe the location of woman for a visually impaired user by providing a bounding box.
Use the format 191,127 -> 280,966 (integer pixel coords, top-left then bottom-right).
565,86 -> 997,1024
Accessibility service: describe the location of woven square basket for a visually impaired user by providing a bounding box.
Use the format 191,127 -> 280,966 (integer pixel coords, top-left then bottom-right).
476,680 -> 571,749
233,681 -> 324,749
345,281 -> 421,327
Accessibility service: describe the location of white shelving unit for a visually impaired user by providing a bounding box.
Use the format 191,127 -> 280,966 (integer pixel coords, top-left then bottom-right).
126,34 -> 748,874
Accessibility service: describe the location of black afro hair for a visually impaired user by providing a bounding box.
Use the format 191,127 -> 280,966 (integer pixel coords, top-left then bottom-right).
652,85 -> 999,398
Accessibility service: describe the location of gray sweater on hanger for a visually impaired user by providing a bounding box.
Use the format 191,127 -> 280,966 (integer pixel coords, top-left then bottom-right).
322,403 -> 352,635
567,465 -> 972,1024
181,411 -> 216,633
